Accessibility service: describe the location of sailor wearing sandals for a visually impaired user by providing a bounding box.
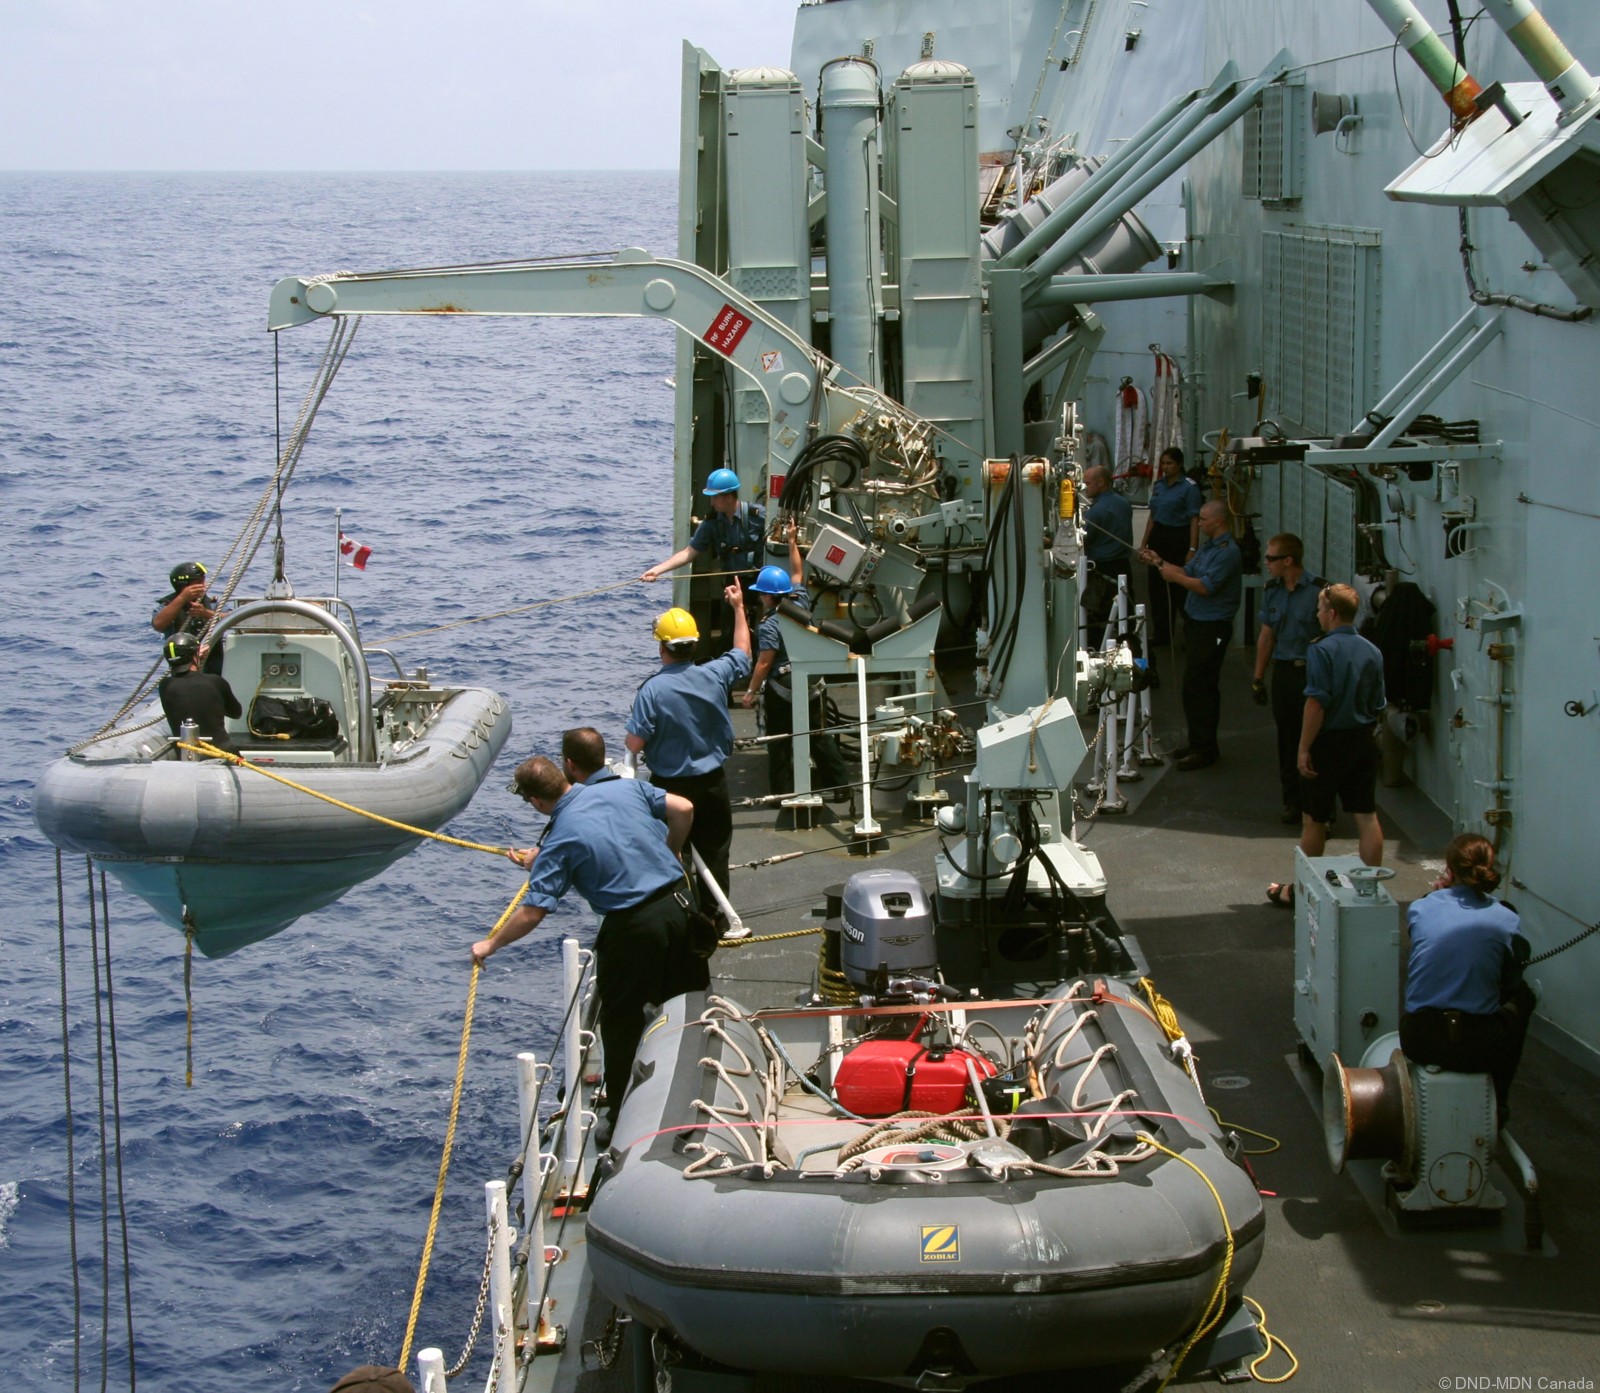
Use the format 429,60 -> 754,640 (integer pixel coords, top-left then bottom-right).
479,753 -> 706,1145
1267,583 -> 1385,907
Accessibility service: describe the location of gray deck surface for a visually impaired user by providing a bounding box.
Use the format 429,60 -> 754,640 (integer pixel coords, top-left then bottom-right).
561,637 -> 1600,1393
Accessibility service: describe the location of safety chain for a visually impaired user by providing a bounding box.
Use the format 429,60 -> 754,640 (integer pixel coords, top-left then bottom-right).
583,1308 -> 629,1371
444,1215 -> 498,1379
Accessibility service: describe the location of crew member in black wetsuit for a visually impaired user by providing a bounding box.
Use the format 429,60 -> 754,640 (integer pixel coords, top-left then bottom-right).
158,631 -> 242,755
153,560 -> 225,674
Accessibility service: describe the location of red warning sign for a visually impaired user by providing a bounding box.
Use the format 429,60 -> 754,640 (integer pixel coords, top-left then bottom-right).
704,304 -> 752,355
825,544 -> 847,567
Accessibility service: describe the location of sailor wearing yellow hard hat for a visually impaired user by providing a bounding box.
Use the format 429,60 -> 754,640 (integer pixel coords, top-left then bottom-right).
625,579 -> 752,919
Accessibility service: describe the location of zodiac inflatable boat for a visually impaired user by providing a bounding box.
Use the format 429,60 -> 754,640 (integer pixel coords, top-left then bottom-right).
587,873 -> 1265,1386
35,594 -> 510,956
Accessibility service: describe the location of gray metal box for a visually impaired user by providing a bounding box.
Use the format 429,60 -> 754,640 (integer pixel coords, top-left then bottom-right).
1292,851 -> 1401,1071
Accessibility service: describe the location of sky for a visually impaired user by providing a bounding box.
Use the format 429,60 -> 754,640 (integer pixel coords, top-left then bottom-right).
0,1 -> 799,170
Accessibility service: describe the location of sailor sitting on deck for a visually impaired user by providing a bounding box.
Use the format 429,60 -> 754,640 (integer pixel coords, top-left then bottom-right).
158,632 -> 241,756
479,755 -> 706,1142
1401,833 -> 1536,1123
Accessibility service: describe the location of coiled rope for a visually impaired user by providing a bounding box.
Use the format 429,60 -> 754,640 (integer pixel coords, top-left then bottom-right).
396,885 -> 526,1374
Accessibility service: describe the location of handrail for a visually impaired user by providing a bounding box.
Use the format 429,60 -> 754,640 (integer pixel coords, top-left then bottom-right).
207,599 -> 377,761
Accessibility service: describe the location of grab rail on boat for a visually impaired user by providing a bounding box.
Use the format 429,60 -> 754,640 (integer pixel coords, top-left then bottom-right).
207,599 -> 377,761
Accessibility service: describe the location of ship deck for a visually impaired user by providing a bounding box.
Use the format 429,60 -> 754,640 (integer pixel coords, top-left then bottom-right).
554,640 -> 1600,1392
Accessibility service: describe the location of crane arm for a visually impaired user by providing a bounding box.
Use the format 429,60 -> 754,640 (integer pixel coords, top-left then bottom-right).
269,248 -> 856,479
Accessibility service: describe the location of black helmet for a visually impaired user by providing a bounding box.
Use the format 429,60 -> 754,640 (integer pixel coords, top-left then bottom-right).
169,561 -> 208,591
164,632 -> 201,669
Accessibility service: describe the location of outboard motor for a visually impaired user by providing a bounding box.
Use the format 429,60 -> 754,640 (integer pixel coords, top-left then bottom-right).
839,869 -> 937,990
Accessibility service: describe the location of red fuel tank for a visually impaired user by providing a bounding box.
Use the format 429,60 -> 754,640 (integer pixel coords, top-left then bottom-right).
833,1040 -> 997,1118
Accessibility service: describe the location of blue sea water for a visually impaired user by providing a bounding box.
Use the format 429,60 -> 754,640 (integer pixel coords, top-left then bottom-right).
0,171 -> 685,1389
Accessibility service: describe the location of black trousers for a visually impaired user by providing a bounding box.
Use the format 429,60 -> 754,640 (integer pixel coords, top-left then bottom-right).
651,767 -> 732,898
1082,562 -> 1132,651
1270,659 -> 1308,811
595,884 -> 710,1128
1145,522 -> 1190,646
764,684 -> 852,796
1180,616 -> 1233,758
1400,981 -> 1536,1119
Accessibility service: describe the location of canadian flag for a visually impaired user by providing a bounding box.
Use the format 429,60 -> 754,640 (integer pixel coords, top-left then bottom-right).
339,531 -> 373,570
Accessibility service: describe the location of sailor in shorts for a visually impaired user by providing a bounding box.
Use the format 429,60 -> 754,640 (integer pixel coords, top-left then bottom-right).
1268,583 -> 1385,906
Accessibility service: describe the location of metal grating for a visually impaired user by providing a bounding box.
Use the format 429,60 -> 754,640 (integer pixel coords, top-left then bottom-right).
1262,226 -> 1380,438
1242,84 -> 1303,203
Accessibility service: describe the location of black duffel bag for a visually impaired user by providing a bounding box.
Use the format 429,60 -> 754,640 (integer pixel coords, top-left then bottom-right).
249,694 -> 341,741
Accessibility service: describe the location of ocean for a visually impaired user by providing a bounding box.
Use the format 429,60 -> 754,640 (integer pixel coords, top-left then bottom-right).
0,171 -> 683,1390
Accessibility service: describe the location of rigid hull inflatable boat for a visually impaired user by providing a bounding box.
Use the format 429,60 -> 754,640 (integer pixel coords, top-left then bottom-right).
589,974 -> 1264,1384
35,594 -> 510,956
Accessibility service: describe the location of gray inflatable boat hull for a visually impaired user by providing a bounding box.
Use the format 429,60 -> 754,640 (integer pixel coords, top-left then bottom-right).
588,987 -> 1264,1383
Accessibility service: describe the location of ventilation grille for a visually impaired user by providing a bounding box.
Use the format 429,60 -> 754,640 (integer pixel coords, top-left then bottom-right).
1242,83 -> 1304,204
1262,226 -> 1381,439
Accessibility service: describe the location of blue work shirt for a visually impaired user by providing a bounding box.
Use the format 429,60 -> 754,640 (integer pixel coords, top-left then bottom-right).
1406,886 -> 1522,1015
756,592 -> 811,665
1260,572 -> 1325,662
1148,476 -> 1203,529
689,501 -> 766,572
1084,489 -> 1133,568
1304,624 -> 1385,729
627,647 -> 752,777
1182,532 -> 1242,622
524,779 -> 683,914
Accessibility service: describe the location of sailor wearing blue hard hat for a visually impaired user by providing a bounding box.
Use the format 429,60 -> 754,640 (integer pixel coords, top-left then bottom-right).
742,522 -> 853,800
639,467 -> 767,584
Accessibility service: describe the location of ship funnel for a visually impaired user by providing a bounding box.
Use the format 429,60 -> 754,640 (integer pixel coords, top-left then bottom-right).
1477,0 -> 1598,120
1362,0 -> 1484,121
819,57 -> 885,390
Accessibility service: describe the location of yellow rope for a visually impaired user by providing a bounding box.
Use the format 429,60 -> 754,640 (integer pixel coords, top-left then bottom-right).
1243,1296 -> 1300,1383
397,885 -> 527,1373
1136,976 -> 1184,1043
1139,1132 -> 1235,1393
179,741 -> 509,856
719,926 -> 823,948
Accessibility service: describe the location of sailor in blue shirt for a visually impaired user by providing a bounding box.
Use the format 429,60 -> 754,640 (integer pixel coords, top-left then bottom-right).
1400,833 -> 1535,1119
640,467 -> 767,584
1137,448 -> 1203,646
1251,533 -> 1325,823
1142,498 -> 1240,769
1297,582 -> 1385,859
1079,463 -> 1134,649
626,581 -> 752,909
742,522 -> 853,798
475,752 -> 706,1137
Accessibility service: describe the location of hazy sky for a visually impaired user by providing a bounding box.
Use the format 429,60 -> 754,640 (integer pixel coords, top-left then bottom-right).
1,1 -> 798,170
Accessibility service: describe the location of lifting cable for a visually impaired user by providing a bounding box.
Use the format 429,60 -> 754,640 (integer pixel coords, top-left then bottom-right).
396,886 -> 526,1374
53,850 -> 138,1392
370,566 -> 757,647
93,318 -> 361,738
